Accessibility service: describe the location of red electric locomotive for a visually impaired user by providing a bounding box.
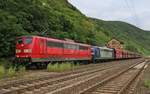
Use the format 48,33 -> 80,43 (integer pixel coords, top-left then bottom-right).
15,36 -> 92,67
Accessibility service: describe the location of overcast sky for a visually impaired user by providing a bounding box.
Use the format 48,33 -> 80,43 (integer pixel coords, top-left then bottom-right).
68,0 -> 150,31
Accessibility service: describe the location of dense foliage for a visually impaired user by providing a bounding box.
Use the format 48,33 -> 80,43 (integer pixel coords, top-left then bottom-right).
0,0 -> 149,58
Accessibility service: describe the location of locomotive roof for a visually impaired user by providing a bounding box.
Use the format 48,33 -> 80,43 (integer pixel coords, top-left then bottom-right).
92,46 -> 113,51
18,35 -> 91,47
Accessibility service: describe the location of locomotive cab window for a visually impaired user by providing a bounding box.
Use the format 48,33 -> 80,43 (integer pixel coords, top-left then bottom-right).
25,37 -> 32,44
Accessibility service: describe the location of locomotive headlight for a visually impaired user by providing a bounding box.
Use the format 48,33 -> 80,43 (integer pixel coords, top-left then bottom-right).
24,49 -> 32,53
16,49 -> 21,53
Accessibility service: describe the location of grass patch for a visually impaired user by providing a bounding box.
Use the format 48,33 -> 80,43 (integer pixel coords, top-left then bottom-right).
0,58 -> 26,79
144,80 -> 150,90
0,65 -> 26,79
47,63 -> 59,72
7,67 -> 16,77
47,62 -> 79,72
0,65 -> 5,78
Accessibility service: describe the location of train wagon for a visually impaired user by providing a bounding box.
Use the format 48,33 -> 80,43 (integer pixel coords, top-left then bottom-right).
114,49 -> 123,59
15,36 -> 92,66
92,46 -> 114,62
122,50 -> 129,59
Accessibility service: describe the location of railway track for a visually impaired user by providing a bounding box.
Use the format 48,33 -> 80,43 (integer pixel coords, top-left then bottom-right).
44,60 -> 144,94
0,60 -> 125,88
0,59 -> 144,94
0,61 -> 113,87
80,60 -> 148,94
0,60 -> 121,87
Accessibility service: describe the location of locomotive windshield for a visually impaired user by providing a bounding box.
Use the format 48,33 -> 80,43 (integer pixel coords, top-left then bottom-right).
17,37 -> 32,44
25,37 -> 32,44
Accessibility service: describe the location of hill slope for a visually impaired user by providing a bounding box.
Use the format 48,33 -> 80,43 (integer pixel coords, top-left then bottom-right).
92,19 -> 150,55
0,0 -> 149,57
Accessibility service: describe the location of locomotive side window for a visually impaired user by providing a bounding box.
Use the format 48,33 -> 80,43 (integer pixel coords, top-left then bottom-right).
64,43 -> 78,50
17,38 -> 23,44
47,41 -> 63,48
79,46 -> 88,50
25,37 -> 32,44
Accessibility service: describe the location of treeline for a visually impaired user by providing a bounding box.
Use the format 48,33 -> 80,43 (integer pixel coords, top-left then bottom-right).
0,0 -> 149,58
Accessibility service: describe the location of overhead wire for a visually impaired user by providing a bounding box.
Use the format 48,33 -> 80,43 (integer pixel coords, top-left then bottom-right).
130,0 -> 141,27
124,0 -> 141,27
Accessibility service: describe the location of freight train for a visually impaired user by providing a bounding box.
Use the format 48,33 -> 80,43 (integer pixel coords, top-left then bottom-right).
15,36 -> 141,67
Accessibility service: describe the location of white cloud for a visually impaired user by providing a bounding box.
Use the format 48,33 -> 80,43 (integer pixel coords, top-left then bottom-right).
68,0 -> 150,30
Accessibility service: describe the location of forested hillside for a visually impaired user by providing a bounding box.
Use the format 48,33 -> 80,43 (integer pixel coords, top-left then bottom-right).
0,0 -> 149,58
92,19 -> 150,55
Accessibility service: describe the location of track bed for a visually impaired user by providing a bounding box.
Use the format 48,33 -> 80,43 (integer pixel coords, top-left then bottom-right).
0,59 -> 145,94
